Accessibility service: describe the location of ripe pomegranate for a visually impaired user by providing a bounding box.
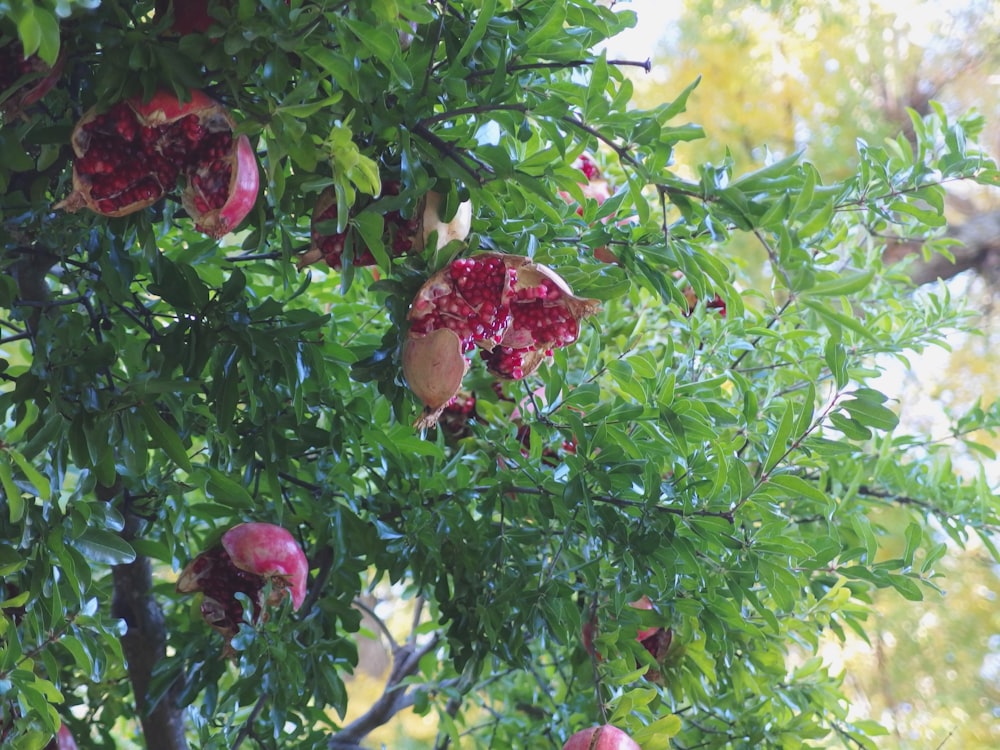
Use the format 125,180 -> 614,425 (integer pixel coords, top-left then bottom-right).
155,0 -> 218,34
681,284 -> 727,318
176,522 -> 308,642
582,596 -> 672,683
0,41 -> 64,117
55,89 -> 259,237
706,293 -> 727,317
509,386 -> 579,463
45,724 -> 78,750
438,390 -> 477,439
404,253 -> 599,427
302,185 -> 472,270
563,725 -> 642,750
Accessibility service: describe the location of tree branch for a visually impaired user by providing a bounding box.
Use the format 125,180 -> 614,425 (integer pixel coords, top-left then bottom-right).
328,634 -> 441,749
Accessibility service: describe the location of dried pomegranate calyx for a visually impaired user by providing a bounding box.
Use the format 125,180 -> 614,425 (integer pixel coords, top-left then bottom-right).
55,89 -> 259,237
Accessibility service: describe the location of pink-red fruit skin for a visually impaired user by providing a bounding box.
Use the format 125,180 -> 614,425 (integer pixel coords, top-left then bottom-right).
563,725 -> 642,750
404,253 -> 599,427
0,42 -> 65,117
44,724 -> 78,750
220,523 -> 309,610
176,522 -> 308,643
56,89 -> 259,237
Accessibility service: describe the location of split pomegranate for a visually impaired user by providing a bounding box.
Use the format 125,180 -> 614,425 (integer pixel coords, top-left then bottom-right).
563,725 -> 642,750
302,184 -> 472,270
55,89 -> 259,237
0,41 -> 64,117
681,283 -> 727,318
176,522 -> 308,642
404,253 -> 599,427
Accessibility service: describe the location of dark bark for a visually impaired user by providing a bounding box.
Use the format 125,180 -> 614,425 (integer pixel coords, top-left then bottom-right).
111,512 -> 189,750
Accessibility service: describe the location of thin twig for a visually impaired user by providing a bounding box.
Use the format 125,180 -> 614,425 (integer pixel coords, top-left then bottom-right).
353,597 -> 400,652
231,694 -> 269,750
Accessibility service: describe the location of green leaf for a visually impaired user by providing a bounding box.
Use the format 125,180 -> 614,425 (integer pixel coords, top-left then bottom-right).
73,528 -> 136,565
632,714 -> 682,747
203,468 -> 254,509
902,521 -> 922,568
7,448 -> 50,499
454,0 -> 496,64
0,457 -> 24,523
801,268 -> 876,298
136,405 -> 193,473
840,397 -> 899,432
762,401 -> 795,475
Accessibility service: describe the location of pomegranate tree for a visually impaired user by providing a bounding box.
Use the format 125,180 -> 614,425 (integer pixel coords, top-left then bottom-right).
55,89 -> 259,238
176,522 -> 308,643
0,41 -> 64,117
563,725 -> 642,750
302,184 -> 472,270
403,253 -> 599,427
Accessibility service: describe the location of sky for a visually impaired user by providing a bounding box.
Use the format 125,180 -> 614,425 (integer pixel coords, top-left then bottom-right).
602,0 -> 681,58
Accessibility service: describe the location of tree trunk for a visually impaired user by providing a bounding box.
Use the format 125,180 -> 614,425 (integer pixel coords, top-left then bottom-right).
112,513 -> 189,750
884,210 -> 1000,285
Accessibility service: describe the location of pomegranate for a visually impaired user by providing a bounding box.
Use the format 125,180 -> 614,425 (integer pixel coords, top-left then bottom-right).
582,596 -> 672,683
155,0 -> 218,34
55,89 -> 259,237
681,284 -> 727,318
302,185 -> 472,270
563,725 -> 642,750
509,386 -> 578,463
706,293 -> 727,317
401,328 -> 469,421
404,253 -> 599,427
0,41 -> 64,117
559,152 -> 618,264
44,724 -> 78,750
438,390 -> 477,439
176,522 -> 308,642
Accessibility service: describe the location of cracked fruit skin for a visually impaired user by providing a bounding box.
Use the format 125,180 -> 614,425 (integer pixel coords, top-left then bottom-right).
176,522 -> 308,642
404,252 -> 599,427
563,725 -> 642,750
56,89 -> 259,238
